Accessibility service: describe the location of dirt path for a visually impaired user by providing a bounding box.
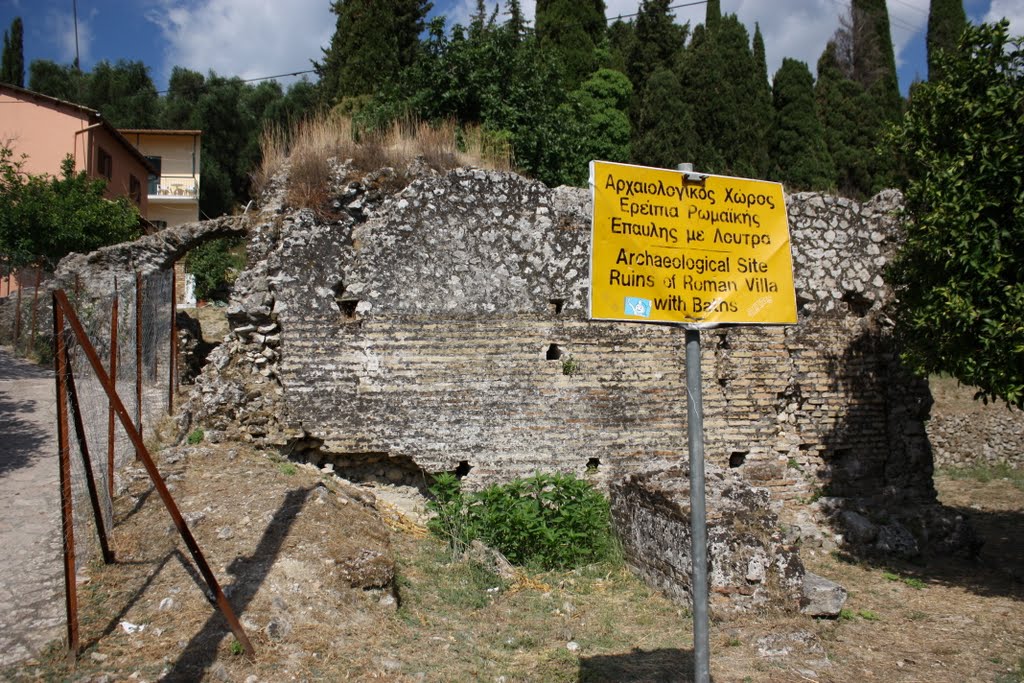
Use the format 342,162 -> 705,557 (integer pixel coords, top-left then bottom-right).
0,347 -> 64,666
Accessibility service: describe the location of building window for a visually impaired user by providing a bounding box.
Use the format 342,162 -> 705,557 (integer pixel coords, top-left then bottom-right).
97,147 -> 113,179
146,156 -> 162,194
129,174 -> 142,204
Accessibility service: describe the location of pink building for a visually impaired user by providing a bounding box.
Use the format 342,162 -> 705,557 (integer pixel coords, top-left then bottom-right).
0,83 -> 154,215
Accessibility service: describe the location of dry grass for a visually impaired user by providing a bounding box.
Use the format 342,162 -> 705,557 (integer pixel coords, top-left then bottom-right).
251,111 -> 514,210
9,444 -> 1022,682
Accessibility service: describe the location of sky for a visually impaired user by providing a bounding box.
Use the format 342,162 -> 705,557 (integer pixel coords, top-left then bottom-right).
0,0 -> 1020,96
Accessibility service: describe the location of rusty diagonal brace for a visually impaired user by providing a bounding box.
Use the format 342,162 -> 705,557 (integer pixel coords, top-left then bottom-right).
52,289 -> 255,659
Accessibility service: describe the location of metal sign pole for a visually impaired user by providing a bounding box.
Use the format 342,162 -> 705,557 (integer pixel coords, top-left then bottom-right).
685,327 -> 710,682
678,163 -> 710,683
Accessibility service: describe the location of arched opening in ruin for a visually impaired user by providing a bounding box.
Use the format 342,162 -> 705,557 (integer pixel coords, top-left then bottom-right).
586,457 -> 601,471
729,451 -> 748,468
546,343 -> 563,360
549,298 -> 565,314
454,460 -> 473,479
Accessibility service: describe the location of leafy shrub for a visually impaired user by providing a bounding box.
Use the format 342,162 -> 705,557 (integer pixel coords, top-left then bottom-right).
186,428 -> 204,445
427,472 -> 615,570
185,238 -> 245,301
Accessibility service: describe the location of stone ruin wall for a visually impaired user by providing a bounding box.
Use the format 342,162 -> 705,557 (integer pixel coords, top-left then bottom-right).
194,167 -> 949,527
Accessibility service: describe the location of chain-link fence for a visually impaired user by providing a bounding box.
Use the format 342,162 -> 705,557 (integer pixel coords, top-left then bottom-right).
54,270 -> 175,558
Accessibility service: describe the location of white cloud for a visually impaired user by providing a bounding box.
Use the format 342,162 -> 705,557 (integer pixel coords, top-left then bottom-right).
984,0 -> 1024,34
148,0 -> 333,87
46,8 -> 92,66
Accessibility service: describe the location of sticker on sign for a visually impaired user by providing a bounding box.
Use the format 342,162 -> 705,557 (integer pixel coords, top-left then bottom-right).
588,160 -> 798,327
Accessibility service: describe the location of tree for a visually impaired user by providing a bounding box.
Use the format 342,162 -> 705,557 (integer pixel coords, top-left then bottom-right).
28,60 -> 85,102
0,147 -> 140,269
632,67 -> 695,169
769,58 -> 834,190
550,68 -> 632,185
535,0 -> 606,85
678,14 -> 769,177
886,22 -> 1024,408
851,0 -> 902,121
83,60 -> 160,128
927,0 -> 967,80
315,0 -> 431,104
1,17 -> 24,87
626,0 -> 687,97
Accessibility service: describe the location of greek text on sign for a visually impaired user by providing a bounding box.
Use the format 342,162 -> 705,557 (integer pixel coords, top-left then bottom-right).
589,160 -> 797,326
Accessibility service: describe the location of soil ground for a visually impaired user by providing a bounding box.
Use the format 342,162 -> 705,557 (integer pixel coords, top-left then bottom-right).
2,438 -> 1021,683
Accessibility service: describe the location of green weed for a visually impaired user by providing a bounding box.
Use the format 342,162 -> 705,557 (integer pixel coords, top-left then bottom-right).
187,428 -> 204,445
278,462 -> 297,476
883,571 -> 925,589
426,472 -> 616,570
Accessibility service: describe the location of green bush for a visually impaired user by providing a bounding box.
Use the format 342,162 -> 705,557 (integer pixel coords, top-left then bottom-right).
185,237 -> 245,302
426,471 -> 615,570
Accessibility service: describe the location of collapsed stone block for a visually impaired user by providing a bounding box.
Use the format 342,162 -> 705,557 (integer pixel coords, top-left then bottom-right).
609,466 -> 806,614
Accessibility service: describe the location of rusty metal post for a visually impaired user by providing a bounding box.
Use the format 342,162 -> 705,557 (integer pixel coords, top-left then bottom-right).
168,265 -> 177,413
14,276 -> 22,349
53,289 -> 255,659
53,294 -> 79,663
30,267 -> 41,349
135,272 -> 143,457
108,287 -> 119,501
64,343 -> 114,564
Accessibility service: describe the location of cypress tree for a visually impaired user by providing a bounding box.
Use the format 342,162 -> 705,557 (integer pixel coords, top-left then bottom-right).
679,14 -> 769,177
815,41 -> 876,197
926,0 -> 966,80
1,17 -> 24,87
315,0 -> 431,104
769,58 -> 834,190
633,67 -> 696,169
535,0 -> 606,85
751,23 -> 772,177
626,0 -> 687,99
851,0 -> 901,121
705,0 -> 721,29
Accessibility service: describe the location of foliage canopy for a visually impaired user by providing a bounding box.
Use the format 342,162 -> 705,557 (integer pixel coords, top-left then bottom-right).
0,147 -> 140,269
887,22 -> 1024,408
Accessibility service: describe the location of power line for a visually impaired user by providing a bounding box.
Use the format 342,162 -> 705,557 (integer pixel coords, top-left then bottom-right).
154,69 -> 315,95
608,1 -> 709,22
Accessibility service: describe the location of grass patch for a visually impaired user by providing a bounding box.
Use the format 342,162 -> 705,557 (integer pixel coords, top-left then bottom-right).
939,463 -> 1024,491
882,571 -> 925,589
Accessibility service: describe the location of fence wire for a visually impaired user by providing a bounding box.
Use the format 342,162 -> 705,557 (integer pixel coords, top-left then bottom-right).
57,270 -> 175,561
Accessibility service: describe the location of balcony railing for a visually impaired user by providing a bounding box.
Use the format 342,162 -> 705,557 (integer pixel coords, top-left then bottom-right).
149,175 -> 199,199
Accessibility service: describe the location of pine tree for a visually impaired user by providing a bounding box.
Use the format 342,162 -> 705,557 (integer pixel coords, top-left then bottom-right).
506,0 -> 525,39
769,58 -> 834,190
1,17 -> 24,87
926,0 -> 966,80
315,0 -> 431,104
535,0 -> 606,85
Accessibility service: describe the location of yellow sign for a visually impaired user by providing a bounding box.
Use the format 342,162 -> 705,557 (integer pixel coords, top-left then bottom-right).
589,160 -> 797,326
